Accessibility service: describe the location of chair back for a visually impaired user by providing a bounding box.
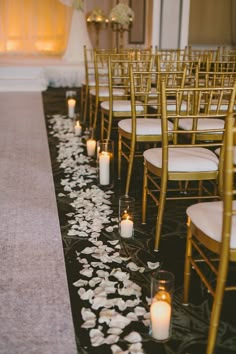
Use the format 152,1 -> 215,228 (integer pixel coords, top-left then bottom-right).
206,59 -> 236,72
100,51 -> 155,139
195,67 -> 236,88
129,64 -> 188,120
160,80 -> 236,155
83,45 -> 95,87
218,112 -> 236,209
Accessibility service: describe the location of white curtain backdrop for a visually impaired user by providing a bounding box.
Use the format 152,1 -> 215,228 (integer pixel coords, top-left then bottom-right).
0,0 -> 92,64
62,8 -> 92,63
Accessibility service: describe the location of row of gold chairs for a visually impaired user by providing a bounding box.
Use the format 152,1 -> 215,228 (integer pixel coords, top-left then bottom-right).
80,45 -> 236,354
123,65 -> 236,354
183,111 -> 236,354
80,45 -> 236,126
127,62 -> 236,354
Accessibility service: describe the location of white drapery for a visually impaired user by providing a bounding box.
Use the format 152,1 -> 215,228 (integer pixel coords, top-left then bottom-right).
62,9 -> 92,63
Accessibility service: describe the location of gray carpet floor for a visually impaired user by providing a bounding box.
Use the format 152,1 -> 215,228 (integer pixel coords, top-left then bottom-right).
0,92 -> 77,354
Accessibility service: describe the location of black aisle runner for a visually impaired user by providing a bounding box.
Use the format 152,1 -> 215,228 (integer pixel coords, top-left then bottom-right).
43,88 -> 236,354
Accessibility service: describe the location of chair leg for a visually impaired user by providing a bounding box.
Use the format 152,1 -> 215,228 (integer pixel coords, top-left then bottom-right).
206,262 -> 228,354
80,85 -> 85,119
142,162 -> 148,224
89,97 -> 94,127
154,178 -> 167,251
101,111 -> 104,140
183,216 -> 192,305
118,133 -> 122,180
107,111 -> 112,141
82,86 -> 89,124
125,141 -> 135,195
92,98 -> 99,132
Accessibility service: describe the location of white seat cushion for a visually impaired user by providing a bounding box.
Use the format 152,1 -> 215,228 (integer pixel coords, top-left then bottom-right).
187,200 -> 236,248
178,118 -> 224,130
143,146 -> 219,171
89,87 -> 124,97
101,100 -> 143,112
215,146 -> 236,165
149,99 -> 187,111
202,98 -> 233,112
118,118 -> 173,135
148,87 -> 158,98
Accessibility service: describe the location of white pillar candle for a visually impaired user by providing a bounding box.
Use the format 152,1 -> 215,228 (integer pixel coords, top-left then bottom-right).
86,139 -> 96,156
99,152 -> 110,185
120,218 -> 133,238
150,300 -> 171,341
68,98 -> 76,118
74,121 -> 82,136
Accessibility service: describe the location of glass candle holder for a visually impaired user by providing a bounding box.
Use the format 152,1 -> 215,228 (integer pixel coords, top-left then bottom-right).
68,98 -> 76,118
150,270 -> 175,342
119,195 -> 135,238
65,90 -> 77,99
97,140 -> 114,189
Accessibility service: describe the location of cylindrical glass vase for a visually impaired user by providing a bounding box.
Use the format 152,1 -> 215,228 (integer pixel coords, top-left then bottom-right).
97,140 -> 114,189
150,270 -> 175,342
67,98 -> 76,118
119,195 -> 135,238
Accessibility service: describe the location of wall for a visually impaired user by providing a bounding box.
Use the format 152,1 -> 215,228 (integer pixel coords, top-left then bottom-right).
85,0 -> 150,50
150,0 -> 190,49
189,0 -> 235,47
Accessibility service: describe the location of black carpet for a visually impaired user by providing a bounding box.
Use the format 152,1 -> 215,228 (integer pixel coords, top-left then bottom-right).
42,87 -> 236,354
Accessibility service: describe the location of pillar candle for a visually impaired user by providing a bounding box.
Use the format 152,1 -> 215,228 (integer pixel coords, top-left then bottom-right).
74,121 -> 82,136
86,139 -> 96,156
120,217 -> 133,238
68,98 -> 76,118
150,300 -> 171,341
99,152 -> 110,185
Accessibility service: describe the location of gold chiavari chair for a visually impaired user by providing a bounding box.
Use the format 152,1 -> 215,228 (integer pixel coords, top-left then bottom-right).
219,46 -> 236,61
88,50 -> 118,132
156,48 -> 188,66
206,59 -> 236,73
183,112 -> 236,354
80,45 -> 95,124
195,67 -> 236,88
118,65 -> 187,196
187,45 -> 221,63
148,66 -> 188,111
142,81 -> 236,251
178,69 -> 236,142
100,52 -> 154,140
81,46 -> 116,124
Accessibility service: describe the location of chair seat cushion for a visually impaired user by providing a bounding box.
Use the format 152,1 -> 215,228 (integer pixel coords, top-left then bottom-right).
89,87 -> 125,97
100,100 -> 143,112
178,118 -> 224,130
81,79 -> 96,86
187,200 -> 236,248
203,98 -> 233,112
118,118 -> 173,135
143,146 -> 219,171
149,99 -> 187,111
215,146 -> 236,164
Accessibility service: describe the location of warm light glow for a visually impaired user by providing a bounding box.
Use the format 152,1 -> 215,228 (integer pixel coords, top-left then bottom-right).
0,0 -> 72,55
155,290 -> 171,305
35,41 -> 57,52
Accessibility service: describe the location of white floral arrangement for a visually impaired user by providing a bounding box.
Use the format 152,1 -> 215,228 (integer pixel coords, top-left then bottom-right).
59,0 -> 84,11
109,3 -> 134,26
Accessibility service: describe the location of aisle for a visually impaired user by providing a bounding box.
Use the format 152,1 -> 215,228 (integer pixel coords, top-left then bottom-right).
0,92 -> 77,354
43,88 -> 236,354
